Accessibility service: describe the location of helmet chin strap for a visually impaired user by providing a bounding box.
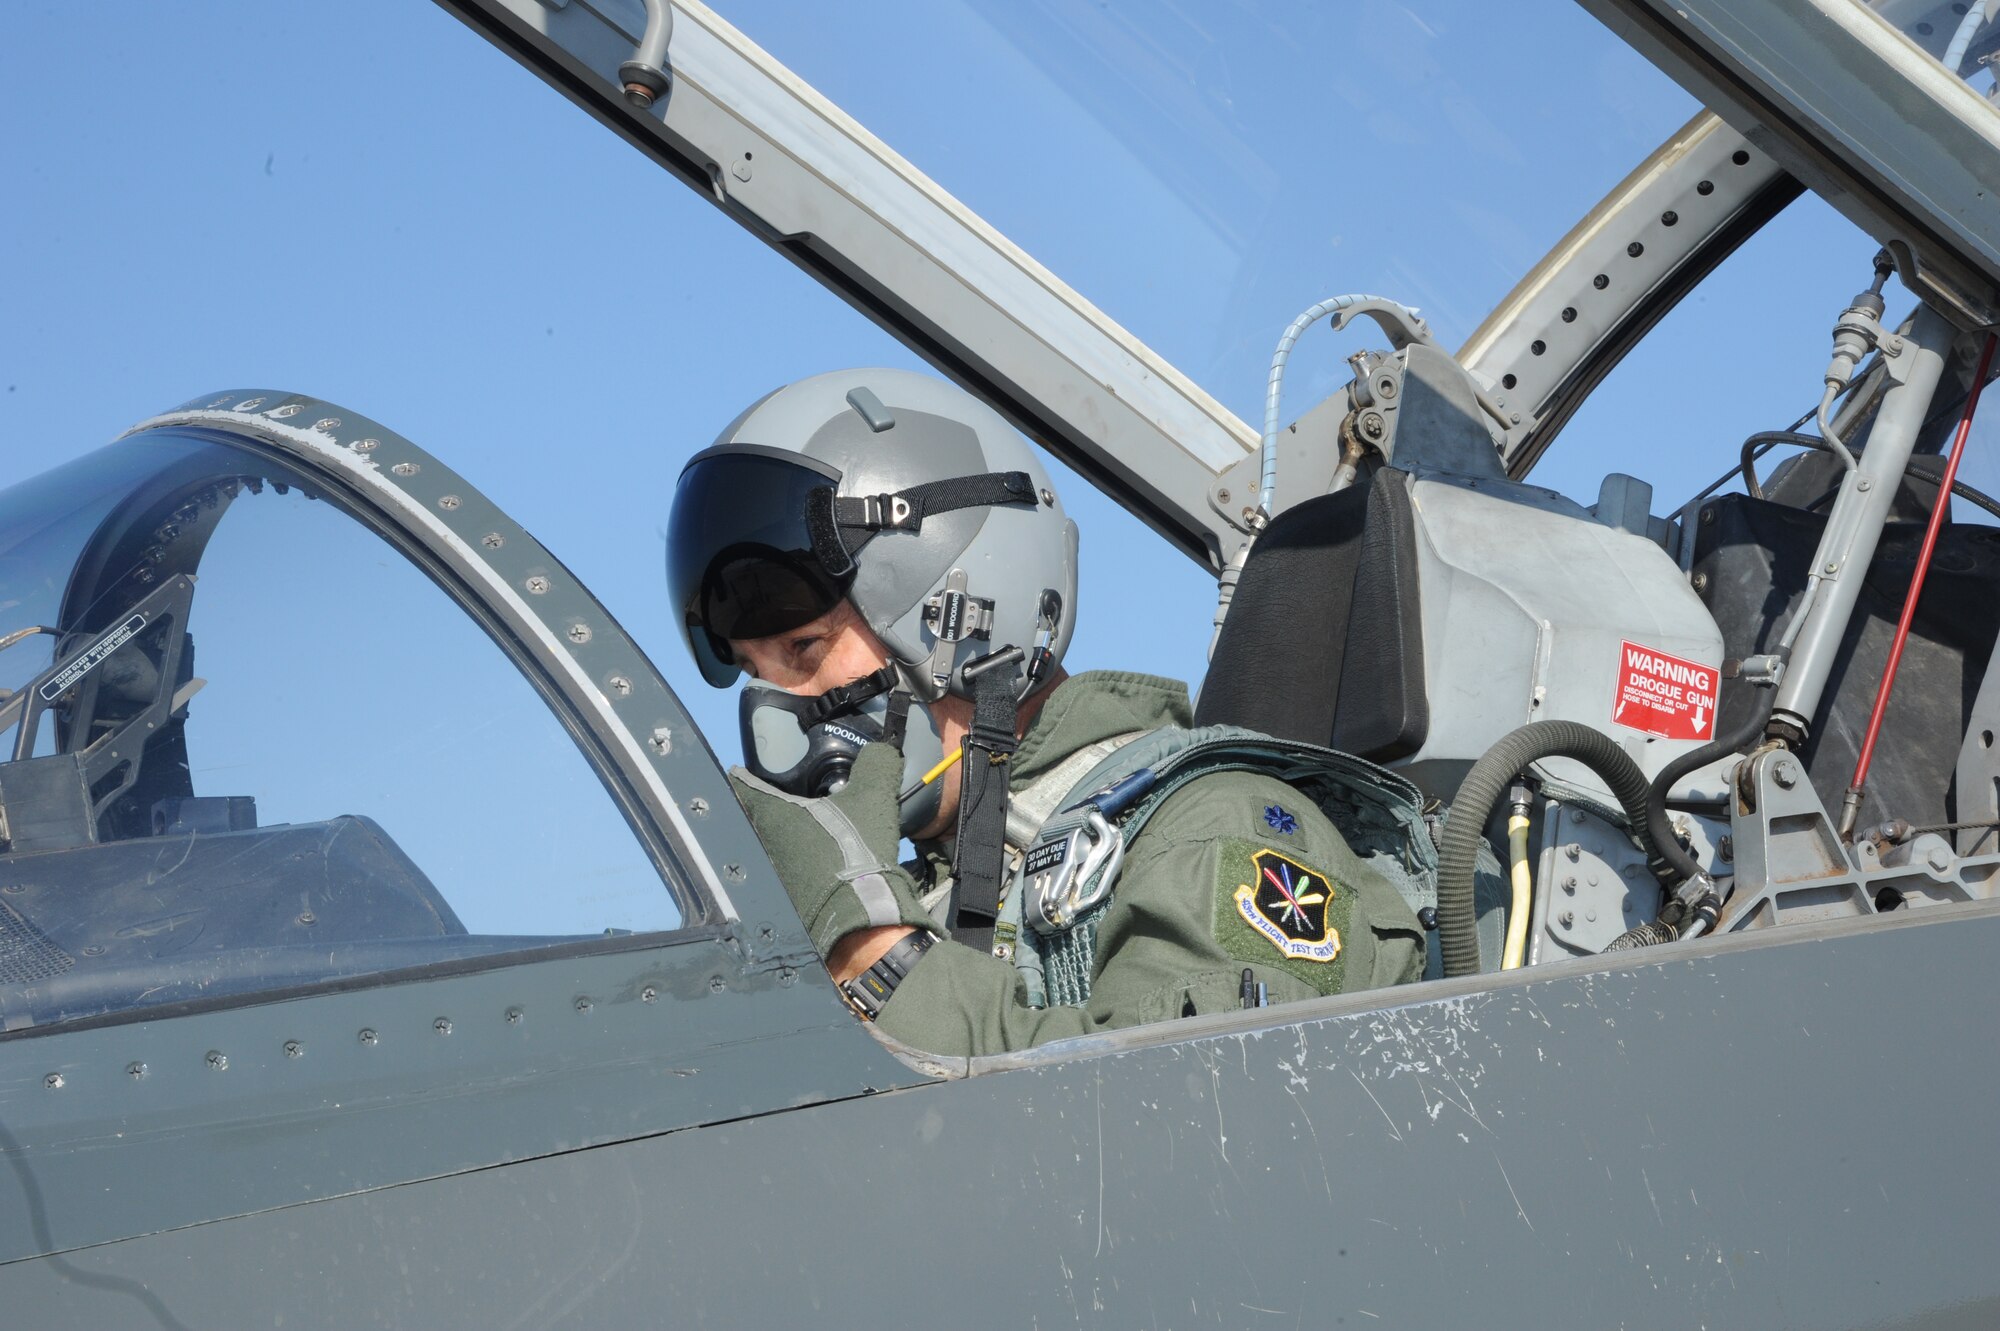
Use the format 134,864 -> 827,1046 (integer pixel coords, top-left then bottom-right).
805,470 -> 1038,577
795,665 -> 898,725
948,646 -> 1026,953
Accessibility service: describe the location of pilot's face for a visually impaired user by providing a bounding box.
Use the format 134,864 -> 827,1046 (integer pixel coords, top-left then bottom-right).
727,599 -> 970,841
724,598 -> 891,694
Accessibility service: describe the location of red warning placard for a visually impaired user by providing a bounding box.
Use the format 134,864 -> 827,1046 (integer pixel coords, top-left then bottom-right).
1613,641 -> 1719,741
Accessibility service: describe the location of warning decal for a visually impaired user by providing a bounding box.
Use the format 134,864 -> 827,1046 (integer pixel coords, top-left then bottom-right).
1613,641 -> 1719,741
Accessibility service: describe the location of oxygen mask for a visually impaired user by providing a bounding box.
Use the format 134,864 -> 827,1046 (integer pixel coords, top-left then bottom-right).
739,666 -> 948,837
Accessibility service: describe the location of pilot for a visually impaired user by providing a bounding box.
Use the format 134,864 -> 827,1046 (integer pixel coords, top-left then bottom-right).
667,368 -> 1425,1056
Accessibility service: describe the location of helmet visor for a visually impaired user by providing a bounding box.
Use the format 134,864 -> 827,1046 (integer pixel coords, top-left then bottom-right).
667,447 -> 849,686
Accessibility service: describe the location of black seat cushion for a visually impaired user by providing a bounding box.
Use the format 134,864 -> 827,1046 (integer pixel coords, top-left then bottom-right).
1197,468 -> 1427,761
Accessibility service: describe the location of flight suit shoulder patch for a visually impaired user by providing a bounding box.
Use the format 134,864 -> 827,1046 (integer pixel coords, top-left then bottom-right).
1213,838 -> 1350,993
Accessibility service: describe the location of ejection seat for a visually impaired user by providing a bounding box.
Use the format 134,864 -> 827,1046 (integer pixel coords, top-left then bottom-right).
1195,463 -> 1513,975
1195,465 -> 1429,763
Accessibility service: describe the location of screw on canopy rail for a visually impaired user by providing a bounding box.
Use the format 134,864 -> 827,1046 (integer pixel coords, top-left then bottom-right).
1839,332 -> 2000,838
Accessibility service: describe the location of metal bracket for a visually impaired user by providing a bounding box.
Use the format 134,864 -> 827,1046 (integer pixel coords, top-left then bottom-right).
1387,345 -> 1510,479
923,583 -> 993,645
920,569 -> 982,692
1529,799 -> 1662,960
858,493 -> 916,529
1722,749 -> 2000,930
0,575 -> 199,853
1208,387 -> 1355,532
1205,338 -> 1513,531
1730,654 -> 1788,688
1528,797 -> 1730,960
1954,625 -> 2000,857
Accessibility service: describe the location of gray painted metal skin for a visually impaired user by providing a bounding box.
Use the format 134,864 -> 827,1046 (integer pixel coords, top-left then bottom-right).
2,406 -> 1995,1331
5,905 -> 1999,1328
4,396 -> 1994,1325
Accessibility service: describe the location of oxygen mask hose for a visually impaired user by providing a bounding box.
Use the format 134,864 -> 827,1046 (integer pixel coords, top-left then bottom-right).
1840,331 -> 2000,837
1436,721 -> 1659,978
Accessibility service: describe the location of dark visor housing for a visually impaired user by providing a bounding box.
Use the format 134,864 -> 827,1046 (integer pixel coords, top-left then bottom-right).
667,447 -> 850,687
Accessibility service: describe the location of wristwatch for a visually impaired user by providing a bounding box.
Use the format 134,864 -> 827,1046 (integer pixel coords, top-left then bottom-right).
839,929 -> 937,1020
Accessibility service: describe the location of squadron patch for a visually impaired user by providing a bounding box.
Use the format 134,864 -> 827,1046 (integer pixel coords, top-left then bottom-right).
1232,847 -> 1340,964
1214,834 -> 1354,995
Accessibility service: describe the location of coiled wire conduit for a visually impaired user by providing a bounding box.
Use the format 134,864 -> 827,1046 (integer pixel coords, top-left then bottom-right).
1258,295 -> 1410,519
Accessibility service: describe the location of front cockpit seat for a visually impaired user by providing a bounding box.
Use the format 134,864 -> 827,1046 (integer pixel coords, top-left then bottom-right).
1195,466 -> 1429,761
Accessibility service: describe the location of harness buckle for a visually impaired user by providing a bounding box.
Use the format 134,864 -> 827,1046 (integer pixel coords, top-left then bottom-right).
1024,810 -> 1126,933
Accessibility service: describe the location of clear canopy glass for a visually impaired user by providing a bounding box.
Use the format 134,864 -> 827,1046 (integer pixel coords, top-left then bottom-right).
1866,0 -> 2000,90
729,0 -> 1703,430
0,431 -> 681,1029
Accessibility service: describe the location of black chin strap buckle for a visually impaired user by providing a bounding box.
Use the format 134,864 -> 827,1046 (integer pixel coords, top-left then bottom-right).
1026,589 -> 1063,685
800,665 -> 898,727
857,493 -> 917,530
958,647 -> 1024,751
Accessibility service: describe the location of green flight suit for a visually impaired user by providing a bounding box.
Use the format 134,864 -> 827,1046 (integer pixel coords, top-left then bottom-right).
878,671 -> 1424,1055
734,671 -> 1426,1059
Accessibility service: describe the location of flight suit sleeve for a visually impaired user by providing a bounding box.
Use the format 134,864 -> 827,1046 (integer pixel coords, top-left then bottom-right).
874,941 -> 1105,1053
876,769 -> 1426,1058
729,751 -> 937,956
729,746 -> 1105,1052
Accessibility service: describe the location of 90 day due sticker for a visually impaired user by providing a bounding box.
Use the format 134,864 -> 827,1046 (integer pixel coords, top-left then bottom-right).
1612,641 -> 1719,741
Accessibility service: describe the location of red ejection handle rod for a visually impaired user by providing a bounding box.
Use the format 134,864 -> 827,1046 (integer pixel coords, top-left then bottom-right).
1845,332 -> 1999,825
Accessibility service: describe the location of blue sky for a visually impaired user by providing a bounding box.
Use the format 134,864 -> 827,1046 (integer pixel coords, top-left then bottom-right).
0,2 -> 1940,827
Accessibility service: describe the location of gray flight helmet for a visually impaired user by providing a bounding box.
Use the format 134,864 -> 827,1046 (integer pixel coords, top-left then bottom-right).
675,367 -> 1080,704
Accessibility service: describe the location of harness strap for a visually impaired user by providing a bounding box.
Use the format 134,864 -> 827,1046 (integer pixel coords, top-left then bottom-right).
806,472 -> 1037,576
1004,733 -> 1146,851
878,683 -> 912,749
1015,725 -> 1438,1007
949,654 -> 1021,951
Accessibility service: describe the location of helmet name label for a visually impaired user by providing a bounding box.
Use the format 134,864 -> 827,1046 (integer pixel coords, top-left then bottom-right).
939,589 -> 968,640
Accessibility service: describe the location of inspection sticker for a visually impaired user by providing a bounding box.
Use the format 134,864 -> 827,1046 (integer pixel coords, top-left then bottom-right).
1612,641 -> 1718,741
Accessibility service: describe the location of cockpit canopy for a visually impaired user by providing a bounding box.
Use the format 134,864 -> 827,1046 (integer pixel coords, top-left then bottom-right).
0,428 -> 684,1030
